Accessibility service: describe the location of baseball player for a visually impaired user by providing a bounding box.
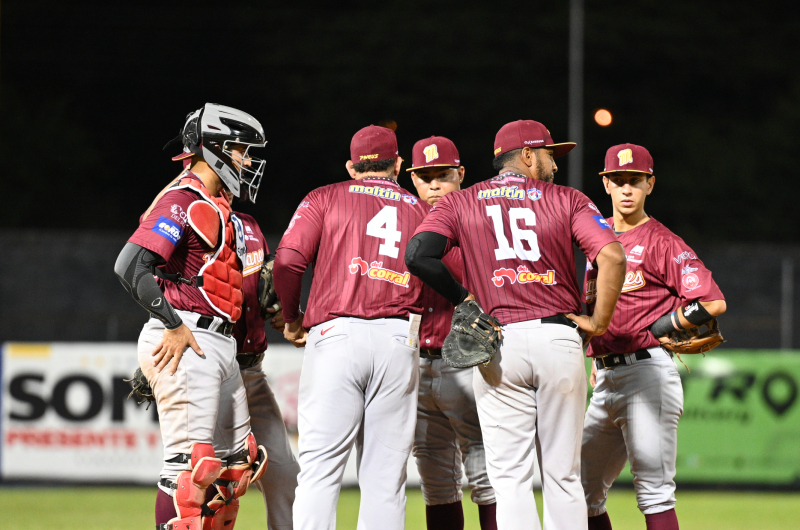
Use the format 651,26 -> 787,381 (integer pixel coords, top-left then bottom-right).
582,144 -> 727,530
272,125 -> 429,529
406,120 -> 627,530
406,136 -> 497,530
114,103 -> 268,530
230,208 -> 301,530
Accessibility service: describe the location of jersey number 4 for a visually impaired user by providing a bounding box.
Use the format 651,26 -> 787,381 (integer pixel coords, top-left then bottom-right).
366,206 -> 402,258
485,205 -> 540,261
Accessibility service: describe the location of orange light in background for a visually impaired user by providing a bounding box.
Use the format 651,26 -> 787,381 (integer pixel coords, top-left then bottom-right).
594,109 -> 612,126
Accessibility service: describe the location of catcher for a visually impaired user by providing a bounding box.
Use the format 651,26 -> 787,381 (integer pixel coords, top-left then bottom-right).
582,144 -> 727,530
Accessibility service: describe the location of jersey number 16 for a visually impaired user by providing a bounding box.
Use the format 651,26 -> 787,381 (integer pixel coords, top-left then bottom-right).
486,205 -> 541,261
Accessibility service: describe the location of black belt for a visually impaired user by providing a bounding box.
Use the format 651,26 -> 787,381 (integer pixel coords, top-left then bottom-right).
541,314 -> 579,328
197,315 -> 234,337
420,348 -> 442,359
236,352 -> 265,369
595,349 -> 651,369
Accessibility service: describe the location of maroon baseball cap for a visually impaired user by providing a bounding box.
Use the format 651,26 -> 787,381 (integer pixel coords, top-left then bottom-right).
493,120 -> 576,159
599,143 -> 654,175
406,136 -> 461,172
350,125 -> 399,163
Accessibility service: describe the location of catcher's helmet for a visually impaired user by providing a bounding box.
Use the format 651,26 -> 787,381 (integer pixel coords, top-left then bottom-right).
171,103 -> 267,203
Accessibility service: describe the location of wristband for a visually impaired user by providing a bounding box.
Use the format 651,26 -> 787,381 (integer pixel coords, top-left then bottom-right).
651,310 -> 683,337
682,300 -> 714,326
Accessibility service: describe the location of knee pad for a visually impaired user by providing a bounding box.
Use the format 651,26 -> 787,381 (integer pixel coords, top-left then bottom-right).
167,443 -> 222,529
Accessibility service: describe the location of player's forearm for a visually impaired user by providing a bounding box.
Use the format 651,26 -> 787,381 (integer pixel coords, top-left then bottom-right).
406,232 -> 469,306
114,242 -> 183,329
590,242 -> 626,334
652,298 -> 726,335
273,247 -> 307,323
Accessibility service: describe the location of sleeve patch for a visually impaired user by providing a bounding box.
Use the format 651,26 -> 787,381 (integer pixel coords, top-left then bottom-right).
592,215 -> 612,229
151,216 -> 183,245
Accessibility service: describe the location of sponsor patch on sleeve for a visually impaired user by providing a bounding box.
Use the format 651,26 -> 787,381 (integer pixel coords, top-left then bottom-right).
592,215 -> 612,229
151,216 -> 183,245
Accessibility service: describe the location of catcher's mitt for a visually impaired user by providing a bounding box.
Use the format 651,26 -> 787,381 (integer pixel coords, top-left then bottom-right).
125,367 -> 155,409
659,318 -> 724,355
442,300 -> 503,368
257,255 -> 280,319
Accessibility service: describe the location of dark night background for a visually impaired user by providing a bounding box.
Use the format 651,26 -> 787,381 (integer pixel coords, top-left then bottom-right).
1,1 -> 799,346
3,0 -> 799,241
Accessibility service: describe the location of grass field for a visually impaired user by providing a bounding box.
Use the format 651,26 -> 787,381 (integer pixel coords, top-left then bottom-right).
4,486 -> 800,529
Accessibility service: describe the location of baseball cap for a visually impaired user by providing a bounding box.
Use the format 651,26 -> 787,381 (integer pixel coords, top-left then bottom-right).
350,125 -> 399,163
406,136 -> 461,172
599,143 -> 654,175
493,120 -> 576,159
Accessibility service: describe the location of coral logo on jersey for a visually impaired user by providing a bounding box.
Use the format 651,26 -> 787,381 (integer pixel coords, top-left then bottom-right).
527,188 -> 542,201
673,251 -> 697,264
402,194 -> 418,205
621,270 -> 646,293
243,248 -> 265,277
349,184 -> 401,201
478,186 -> 525,200
491,266 -> 556,287
593,215 -> 612,229
682,273 -> 701,291
170,204 -> 187,226
618,148 -> 633,166
152,216 -> 183,245
423,144 -> 439,163
349,257 -> 411,288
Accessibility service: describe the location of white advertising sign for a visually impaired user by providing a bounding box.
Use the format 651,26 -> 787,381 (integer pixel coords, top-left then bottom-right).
1,342 -> 162,483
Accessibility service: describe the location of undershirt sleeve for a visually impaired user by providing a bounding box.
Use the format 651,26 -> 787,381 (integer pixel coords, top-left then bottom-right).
273,247 -> 308,324
406,231 -> 469,306
114,242 -> 183,329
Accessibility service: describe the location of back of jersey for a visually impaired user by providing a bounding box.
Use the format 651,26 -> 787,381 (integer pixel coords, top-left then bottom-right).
278,177 -> 429,328
416,172 -> 618,324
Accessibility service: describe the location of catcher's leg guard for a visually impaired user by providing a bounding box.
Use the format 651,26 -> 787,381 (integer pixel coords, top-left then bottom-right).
202,433 -> 268,530
163,443 -> 222,530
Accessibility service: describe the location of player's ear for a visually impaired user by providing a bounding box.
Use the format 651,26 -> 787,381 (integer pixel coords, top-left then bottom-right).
521,147 -> 535,168
457,166 -> 465,184
346,160 -> 357,179
602,176 -> 611,195
393,157 -> 403,178
646,175 -> 655,195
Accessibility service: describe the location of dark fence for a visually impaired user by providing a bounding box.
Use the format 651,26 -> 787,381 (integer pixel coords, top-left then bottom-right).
1,230 -> 797,350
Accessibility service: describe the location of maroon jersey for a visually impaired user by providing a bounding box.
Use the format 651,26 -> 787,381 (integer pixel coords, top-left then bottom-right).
419,247 -> 465,350
585,217 -> 724,357
231,212 -> 269,354
414,172 -> 618,325
277,177 -> 429,329
129,181 -> 221,318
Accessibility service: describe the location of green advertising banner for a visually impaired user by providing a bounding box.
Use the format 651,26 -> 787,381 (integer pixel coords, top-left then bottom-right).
588,351 -> 800,486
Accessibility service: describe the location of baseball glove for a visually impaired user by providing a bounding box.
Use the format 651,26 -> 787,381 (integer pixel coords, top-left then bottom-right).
442,300 -> 503,368
659,318 -> 724,355
125,367 -> 155,409
257,255 -> 280,320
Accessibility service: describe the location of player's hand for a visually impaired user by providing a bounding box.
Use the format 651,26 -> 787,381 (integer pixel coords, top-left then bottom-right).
152,324 -> 205,376
284,313 -> 308,348
565,313 -> 607,341
268,305 -> 286,333
464,293 -> 477,302
589,360 -> 597,389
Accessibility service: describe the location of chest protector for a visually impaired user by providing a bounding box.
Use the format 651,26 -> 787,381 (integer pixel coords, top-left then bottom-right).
167,176 -> 245,323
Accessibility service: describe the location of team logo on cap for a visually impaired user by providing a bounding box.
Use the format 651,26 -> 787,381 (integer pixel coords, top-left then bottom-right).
423,144 -> 439,164
617,149 -> 633,166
